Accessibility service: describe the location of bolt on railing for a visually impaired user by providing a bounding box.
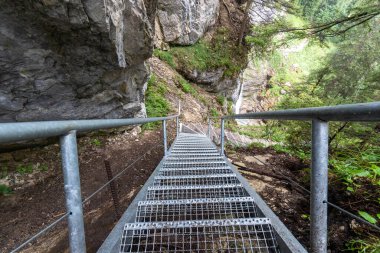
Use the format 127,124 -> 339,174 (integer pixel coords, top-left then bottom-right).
210,102 -> 380,253
1,104 -> 181,253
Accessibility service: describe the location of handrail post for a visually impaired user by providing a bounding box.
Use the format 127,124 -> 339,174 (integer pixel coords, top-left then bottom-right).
60,130 -> 86,253
220,119 -> 225,155
163,120 -> 167,156
208,118 -> 211,138
311,119 -> 329,253
177,101 -> 181,137
176,116 -> 179,136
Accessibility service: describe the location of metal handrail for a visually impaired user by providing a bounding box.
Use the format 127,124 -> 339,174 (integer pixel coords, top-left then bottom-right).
2,102 -> 181,253
0,114 -> 179,144
208,101 -> 380,253
222,101 -> 380,121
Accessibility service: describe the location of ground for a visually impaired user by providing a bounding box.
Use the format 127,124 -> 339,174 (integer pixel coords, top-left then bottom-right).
0,123 -> 176,253
1,128 -> 379,252
227,145 -> 380,252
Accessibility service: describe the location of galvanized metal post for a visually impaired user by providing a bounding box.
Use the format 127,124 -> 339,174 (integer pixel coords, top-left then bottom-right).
220,119 -> 225,156
176,116 -> 179,136
177,101 -> 181,136
208,118 -> 211,138
163,120 -> 167,156
60,130 -> 86,253
311,119 -> 329,253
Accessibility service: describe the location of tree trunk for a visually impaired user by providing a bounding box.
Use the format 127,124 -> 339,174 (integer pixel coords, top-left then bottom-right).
237,0 -> 253,46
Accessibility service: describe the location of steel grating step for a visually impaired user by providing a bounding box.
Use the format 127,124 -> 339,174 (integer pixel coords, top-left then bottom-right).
153,174 -> 239,186
113,132 -> 294,253
170,150 -> 220,154
158,167 -> 233,176
135,197 -> 259,222
167,154 -> 223,158
163,161 -> 227,168
146,184 -> 249,200
120,218 -> 280,253
164,157 -> 225,163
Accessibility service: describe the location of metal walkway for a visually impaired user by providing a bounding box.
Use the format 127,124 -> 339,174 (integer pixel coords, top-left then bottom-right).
118,133 -> 281,253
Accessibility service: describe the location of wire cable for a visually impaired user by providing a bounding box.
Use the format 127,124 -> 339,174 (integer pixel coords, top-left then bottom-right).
10,142 -> 164,253
237,155 -> 380,232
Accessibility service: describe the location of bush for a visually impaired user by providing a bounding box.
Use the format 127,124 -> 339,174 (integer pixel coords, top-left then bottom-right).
143,74 -> 171,130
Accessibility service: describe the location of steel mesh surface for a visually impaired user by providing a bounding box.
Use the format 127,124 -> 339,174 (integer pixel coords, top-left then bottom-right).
146,185 -> 249,200
119,133 -> 281,253
153,174 -> 240,186
135,198 -> 258,222
158,167 -> 232,176
120,219 -> 280,253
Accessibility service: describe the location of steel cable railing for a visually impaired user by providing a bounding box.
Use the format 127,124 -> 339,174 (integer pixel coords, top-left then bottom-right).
9,142 -> 164,252
1,102 -> 181,253
208,101 -> 380,253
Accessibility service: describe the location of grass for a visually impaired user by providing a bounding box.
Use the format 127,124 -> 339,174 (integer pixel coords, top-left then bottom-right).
91,138 -> 102,147
143,74 -> 171,130
177,76 -> 197,95
210,108 -> 220,117
15,163 -> 49,174
16,164 -> 33,174
216,95 -> 225,106
153,49 -> 176,68
155,28 -> 247,78
346,237 -> 380,253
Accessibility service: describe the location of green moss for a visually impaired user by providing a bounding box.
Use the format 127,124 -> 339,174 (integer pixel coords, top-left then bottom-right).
153,49 -> 176,68
163,28 -> 246,78
143,74 -> 171,130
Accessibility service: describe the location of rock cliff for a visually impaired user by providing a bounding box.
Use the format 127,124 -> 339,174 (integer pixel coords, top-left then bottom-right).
0,0 -> 153,122
155,0 -> 219,45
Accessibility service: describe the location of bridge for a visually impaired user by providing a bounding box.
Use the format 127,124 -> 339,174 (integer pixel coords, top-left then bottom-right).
1,102 -> 379,253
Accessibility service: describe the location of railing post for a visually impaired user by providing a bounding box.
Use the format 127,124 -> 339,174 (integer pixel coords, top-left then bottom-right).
220,119 -> 225,155
177,101 -> 181,137
311,119 -> 329,253
176,116 -> 179,136
163,120 -> 167,156
60,130 -> 86,253
208,118 -> 211,138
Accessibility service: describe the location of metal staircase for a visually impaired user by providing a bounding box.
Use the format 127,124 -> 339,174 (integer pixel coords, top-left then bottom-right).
118,133 -> 281,253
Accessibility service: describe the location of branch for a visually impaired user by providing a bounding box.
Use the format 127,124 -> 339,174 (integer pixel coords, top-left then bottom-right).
329,122 -> 349,145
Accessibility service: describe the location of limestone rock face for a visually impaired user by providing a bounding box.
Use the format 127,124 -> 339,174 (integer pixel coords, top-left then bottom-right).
155,0 -> 219,45
233,59 -> 275,126
0,0 -> 153,122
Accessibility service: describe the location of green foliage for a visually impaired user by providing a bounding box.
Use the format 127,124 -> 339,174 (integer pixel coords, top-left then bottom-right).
153,49 -> 176,68
247,2 -> 380,53
0,184 -> 12,196
168,28 -> 246,77
346,237 -> 380,253
247,142 -> 265,149
16,164 -> 33,174
262,18 -> 380,190
358,211 -> 377,224
216,95 -> 225,106
91,138 -> 102,147
177,76 -> 197,96
143,74 -> 171,130
210,108 -> 220,117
